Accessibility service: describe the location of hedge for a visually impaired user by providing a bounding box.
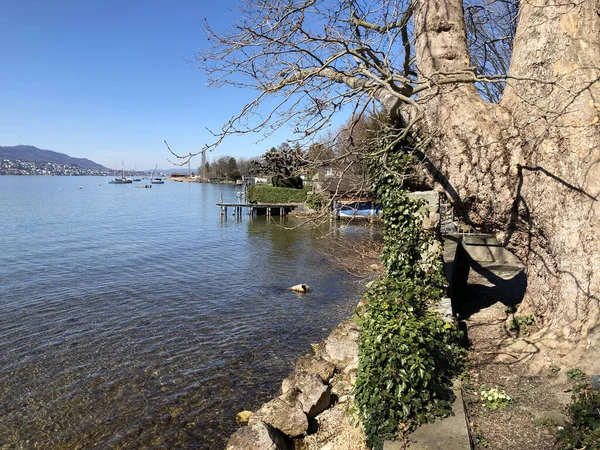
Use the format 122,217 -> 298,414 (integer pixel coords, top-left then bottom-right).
246,185 -> 308,204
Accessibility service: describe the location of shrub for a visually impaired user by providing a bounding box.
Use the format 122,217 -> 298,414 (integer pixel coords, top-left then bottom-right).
246,185 -> 308,204
507,315 -> 536,336
473,429 -> 489,447
566,368 -> 587,383
558,382 -> 600,449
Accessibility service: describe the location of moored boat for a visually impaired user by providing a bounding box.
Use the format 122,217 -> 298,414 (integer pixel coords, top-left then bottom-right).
108,161 -> 132,184
109,177 -> 132,184
150,165 -> 164,184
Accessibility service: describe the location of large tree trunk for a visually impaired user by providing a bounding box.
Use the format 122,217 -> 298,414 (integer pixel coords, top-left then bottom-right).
411,0 -> 600,371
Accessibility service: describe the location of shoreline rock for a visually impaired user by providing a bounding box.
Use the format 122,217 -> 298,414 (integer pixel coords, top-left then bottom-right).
226,311 -> 363,450
226,421 -> 287,450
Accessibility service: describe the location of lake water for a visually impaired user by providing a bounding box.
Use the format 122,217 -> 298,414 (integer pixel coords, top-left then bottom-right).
0,176 -> 378,449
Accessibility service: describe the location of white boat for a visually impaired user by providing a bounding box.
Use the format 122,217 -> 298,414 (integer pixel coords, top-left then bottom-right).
109,177 -> 132,184
150,165 -> 164,184
109,161 -> 132,184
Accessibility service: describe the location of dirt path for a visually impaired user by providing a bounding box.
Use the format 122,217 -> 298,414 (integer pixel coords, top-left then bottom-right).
456,266 -> 574,450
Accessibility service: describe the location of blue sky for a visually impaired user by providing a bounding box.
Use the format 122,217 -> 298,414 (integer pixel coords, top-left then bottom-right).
0,0 -> 312,170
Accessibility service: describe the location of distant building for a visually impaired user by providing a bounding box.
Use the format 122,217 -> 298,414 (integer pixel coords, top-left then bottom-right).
311,164 -> 372,200
243,176 -> 269,186
0,159 -> 112,176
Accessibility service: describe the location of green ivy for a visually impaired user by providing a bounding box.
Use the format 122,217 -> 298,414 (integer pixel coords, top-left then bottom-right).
353,147 -> 465,449
559,381 -> 600,449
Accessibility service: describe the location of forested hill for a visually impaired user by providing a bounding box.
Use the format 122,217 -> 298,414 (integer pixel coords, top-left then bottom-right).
0,145 -> 107,170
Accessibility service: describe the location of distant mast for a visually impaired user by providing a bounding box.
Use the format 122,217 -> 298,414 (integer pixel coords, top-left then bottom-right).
201,149 -> 207,179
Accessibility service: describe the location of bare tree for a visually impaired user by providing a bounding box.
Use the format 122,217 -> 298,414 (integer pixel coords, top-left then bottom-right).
191,0 -> 600,372
464,0 -> 519,102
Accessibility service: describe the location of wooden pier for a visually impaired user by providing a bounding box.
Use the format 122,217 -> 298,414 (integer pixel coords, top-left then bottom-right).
216,202 -> 300,217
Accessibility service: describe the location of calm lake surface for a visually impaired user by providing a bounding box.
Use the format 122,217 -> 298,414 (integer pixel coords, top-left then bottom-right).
0,176 -> 378,449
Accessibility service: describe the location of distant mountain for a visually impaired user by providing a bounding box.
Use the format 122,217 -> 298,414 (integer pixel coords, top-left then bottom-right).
0,145 -> 108,170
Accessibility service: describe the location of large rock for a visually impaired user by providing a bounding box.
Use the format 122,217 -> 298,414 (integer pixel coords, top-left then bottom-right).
226,421 -> 287,450
249,397 -> 308,437
289,284 -> 309,293
282,371 -> 331,418
295,355 -> 336,382
316,319 -> 360,370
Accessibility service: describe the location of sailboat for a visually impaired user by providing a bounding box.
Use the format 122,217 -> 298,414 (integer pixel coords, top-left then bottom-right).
132,164 -> 142,181
109,161 -> 132,184
150,165 -> 164,184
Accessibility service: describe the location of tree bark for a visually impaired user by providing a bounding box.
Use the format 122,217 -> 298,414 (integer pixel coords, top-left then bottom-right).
410,0 -> 522,228
502,0 -> 600,370
412,0 -> 600,371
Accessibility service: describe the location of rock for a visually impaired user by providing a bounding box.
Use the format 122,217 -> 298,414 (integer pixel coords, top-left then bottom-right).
249,397 -> 308,437
236,410 -> 253,423
289,284 -> 309,293
282,371 -> 331,418
535,410 -> 567,427
591,374 -> 600,391
282,371 -> 319,395
422,212 -> 440,231
505,313 -> 517,336
509,339 -> 538,354
302,387 -> 331,419
295,355 -> 336,382
346,369 -> 358,386
226,421 -> 287,450
337,395 -> 349,404
342,359 -> 359,374
316,319 -> 360,370
331,379 -> 352,397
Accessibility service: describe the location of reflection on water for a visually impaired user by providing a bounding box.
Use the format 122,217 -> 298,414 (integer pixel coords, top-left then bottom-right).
0,176 -> 380,449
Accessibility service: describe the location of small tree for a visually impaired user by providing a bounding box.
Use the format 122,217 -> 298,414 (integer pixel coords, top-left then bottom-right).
261,143 -> 307,178
252,143 -> 308,188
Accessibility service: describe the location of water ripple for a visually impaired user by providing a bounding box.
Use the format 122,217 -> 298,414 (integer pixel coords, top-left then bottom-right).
0,176 -> 378,449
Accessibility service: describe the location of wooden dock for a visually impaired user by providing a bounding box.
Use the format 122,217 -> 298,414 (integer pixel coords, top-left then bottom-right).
216,202 -> 301,217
